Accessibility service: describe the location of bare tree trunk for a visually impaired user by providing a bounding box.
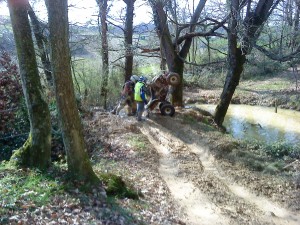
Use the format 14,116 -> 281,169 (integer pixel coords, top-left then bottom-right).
8,0 -> 51,170
151,0 -> 207,107
214,0 -> 278,126
206,37 -> 211,63
292,66 -> 299,91
160,45 -> 167,71
46,0 -> 99,183
214,48 -> 246,126
28,5 -> 52,87
97,0 -> 109,109
124,0 -> 135,81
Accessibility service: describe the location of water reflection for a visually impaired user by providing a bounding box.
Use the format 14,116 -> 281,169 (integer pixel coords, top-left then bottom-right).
197,104 -> 300,146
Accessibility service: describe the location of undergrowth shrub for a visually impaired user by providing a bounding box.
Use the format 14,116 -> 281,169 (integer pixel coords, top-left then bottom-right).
241,139 -> 300,160
243,50 -> 287,80
0,51 -> 22,132
0,51 -> 29,161
0,162 -> 64,216
72,58 -> 102,106
263,141 -> 300,159
72,58 -> 125,110
184,66 -> 226,89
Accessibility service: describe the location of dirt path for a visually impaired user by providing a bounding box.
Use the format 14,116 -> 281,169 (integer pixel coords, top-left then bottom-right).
140,121 -> 229,225
138,114 -> 300,225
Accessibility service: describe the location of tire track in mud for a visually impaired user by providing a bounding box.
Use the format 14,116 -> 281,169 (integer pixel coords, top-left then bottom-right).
139,120 -> 229,225
139,116 -> 300,225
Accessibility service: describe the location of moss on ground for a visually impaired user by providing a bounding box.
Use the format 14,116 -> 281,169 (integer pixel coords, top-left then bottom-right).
99,173 -> 139,199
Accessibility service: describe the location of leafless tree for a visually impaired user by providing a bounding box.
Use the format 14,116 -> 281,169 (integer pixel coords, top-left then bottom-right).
148,0 -> 225,106
214,0 -> 280,126
253,0 -> 300,91
28,4 -> 52,87
123,0 -> 136,81
97,0 -> 110,109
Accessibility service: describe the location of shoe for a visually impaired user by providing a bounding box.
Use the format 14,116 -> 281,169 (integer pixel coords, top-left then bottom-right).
110,110 -> 116,115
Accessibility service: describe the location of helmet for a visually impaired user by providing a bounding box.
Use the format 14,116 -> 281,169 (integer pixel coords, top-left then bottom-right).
130,75 -> 139,83
138,76 -> 148,83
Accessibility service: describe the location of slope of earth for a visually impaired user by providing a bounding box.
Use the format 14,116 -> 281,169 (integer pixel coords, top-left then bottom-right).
86,108 -> 300,225
185,74 -> 300,110
2,107 -> 299,225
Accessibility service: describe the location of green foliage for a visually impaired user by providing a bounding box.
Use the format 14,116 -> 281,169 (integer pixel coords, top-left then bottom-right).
128,135 -> 146,150
46,96 -> 65,162
228,148 -> 266,171
72,58 -> 127,109
182,114 -> 198,124
263,141 -> 300,159
236,140 -> 300,173
72,58 -> 102,105
263,161 -> 285,174
99,173 -> 139,199
288,95 -> 300,110
184,67 -> 227,89
106,69 -> 127,108
243,51 -> 288,80
0,101 -> 29,162
136,64 -> 160,76
0,51 -> 30,161
0,162 -> 62,214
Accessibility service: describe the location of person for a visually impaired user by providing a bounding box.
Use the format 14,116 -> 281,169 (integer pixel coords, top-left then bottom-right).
111,75 -> 139,116
134,76 -> 148,121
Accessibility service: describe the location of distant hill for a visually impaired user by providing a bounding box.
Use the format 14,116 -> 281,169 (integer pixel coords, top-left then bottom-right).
0,16 -> 156,58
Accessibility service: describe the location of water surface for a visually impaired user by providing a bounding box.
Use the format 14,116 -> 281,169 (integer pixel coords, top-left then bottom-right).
197,104 -> 300,146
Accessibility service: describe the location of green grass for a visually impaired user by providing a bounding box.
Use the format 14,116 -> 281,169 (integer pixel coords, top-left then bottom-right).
263,141 -> 300,159
136,64 -> 161,77
0,161 -> 142,224
0,162 -> 63,214
228,149 -> 266,171
231,139 -> 300,175
240,79 -> 291,91
128,135 -> 146,150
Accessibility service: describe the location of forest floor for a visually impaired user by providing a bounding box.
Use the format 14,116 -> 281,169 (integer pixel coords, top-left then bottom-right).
83,104 -> 300,225
1,74 -> 300,225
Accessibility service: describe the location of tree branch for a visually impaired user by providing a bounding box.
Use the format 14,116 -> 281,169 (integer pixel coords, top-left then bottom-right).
178,54 -> 226,67
254,43 -> 300,62
106,18 -> 125,32
177,17 -> 227,46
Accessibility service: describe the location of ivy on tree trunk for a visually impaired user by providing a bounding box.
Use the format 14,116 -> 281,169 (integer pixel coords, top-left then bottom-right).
8,0 -> 51,170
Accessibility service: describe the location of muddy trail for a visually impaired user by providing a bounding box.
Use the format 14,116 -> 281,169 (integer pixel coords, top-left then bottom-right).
137,112 -> 300,225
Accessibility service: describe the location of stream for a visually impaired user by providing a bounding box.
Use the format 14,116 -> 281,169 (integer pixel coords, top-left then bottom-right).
197,104 -> 300,146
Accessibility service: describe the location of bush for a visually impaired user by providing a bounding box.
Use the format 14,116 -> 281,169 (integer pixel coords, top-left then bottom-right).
0,51 -> 29,161
72,58 -> 126,109
184,66 -> 226,89
263,141 -> 300,159
0,51 -> 23,133
243,51 -> 288,80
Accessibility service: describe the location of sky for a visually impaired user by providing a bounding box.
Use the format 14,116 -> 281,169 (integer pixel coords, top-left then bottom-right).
0,0 -> 154,25
0,0 -> 201,25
